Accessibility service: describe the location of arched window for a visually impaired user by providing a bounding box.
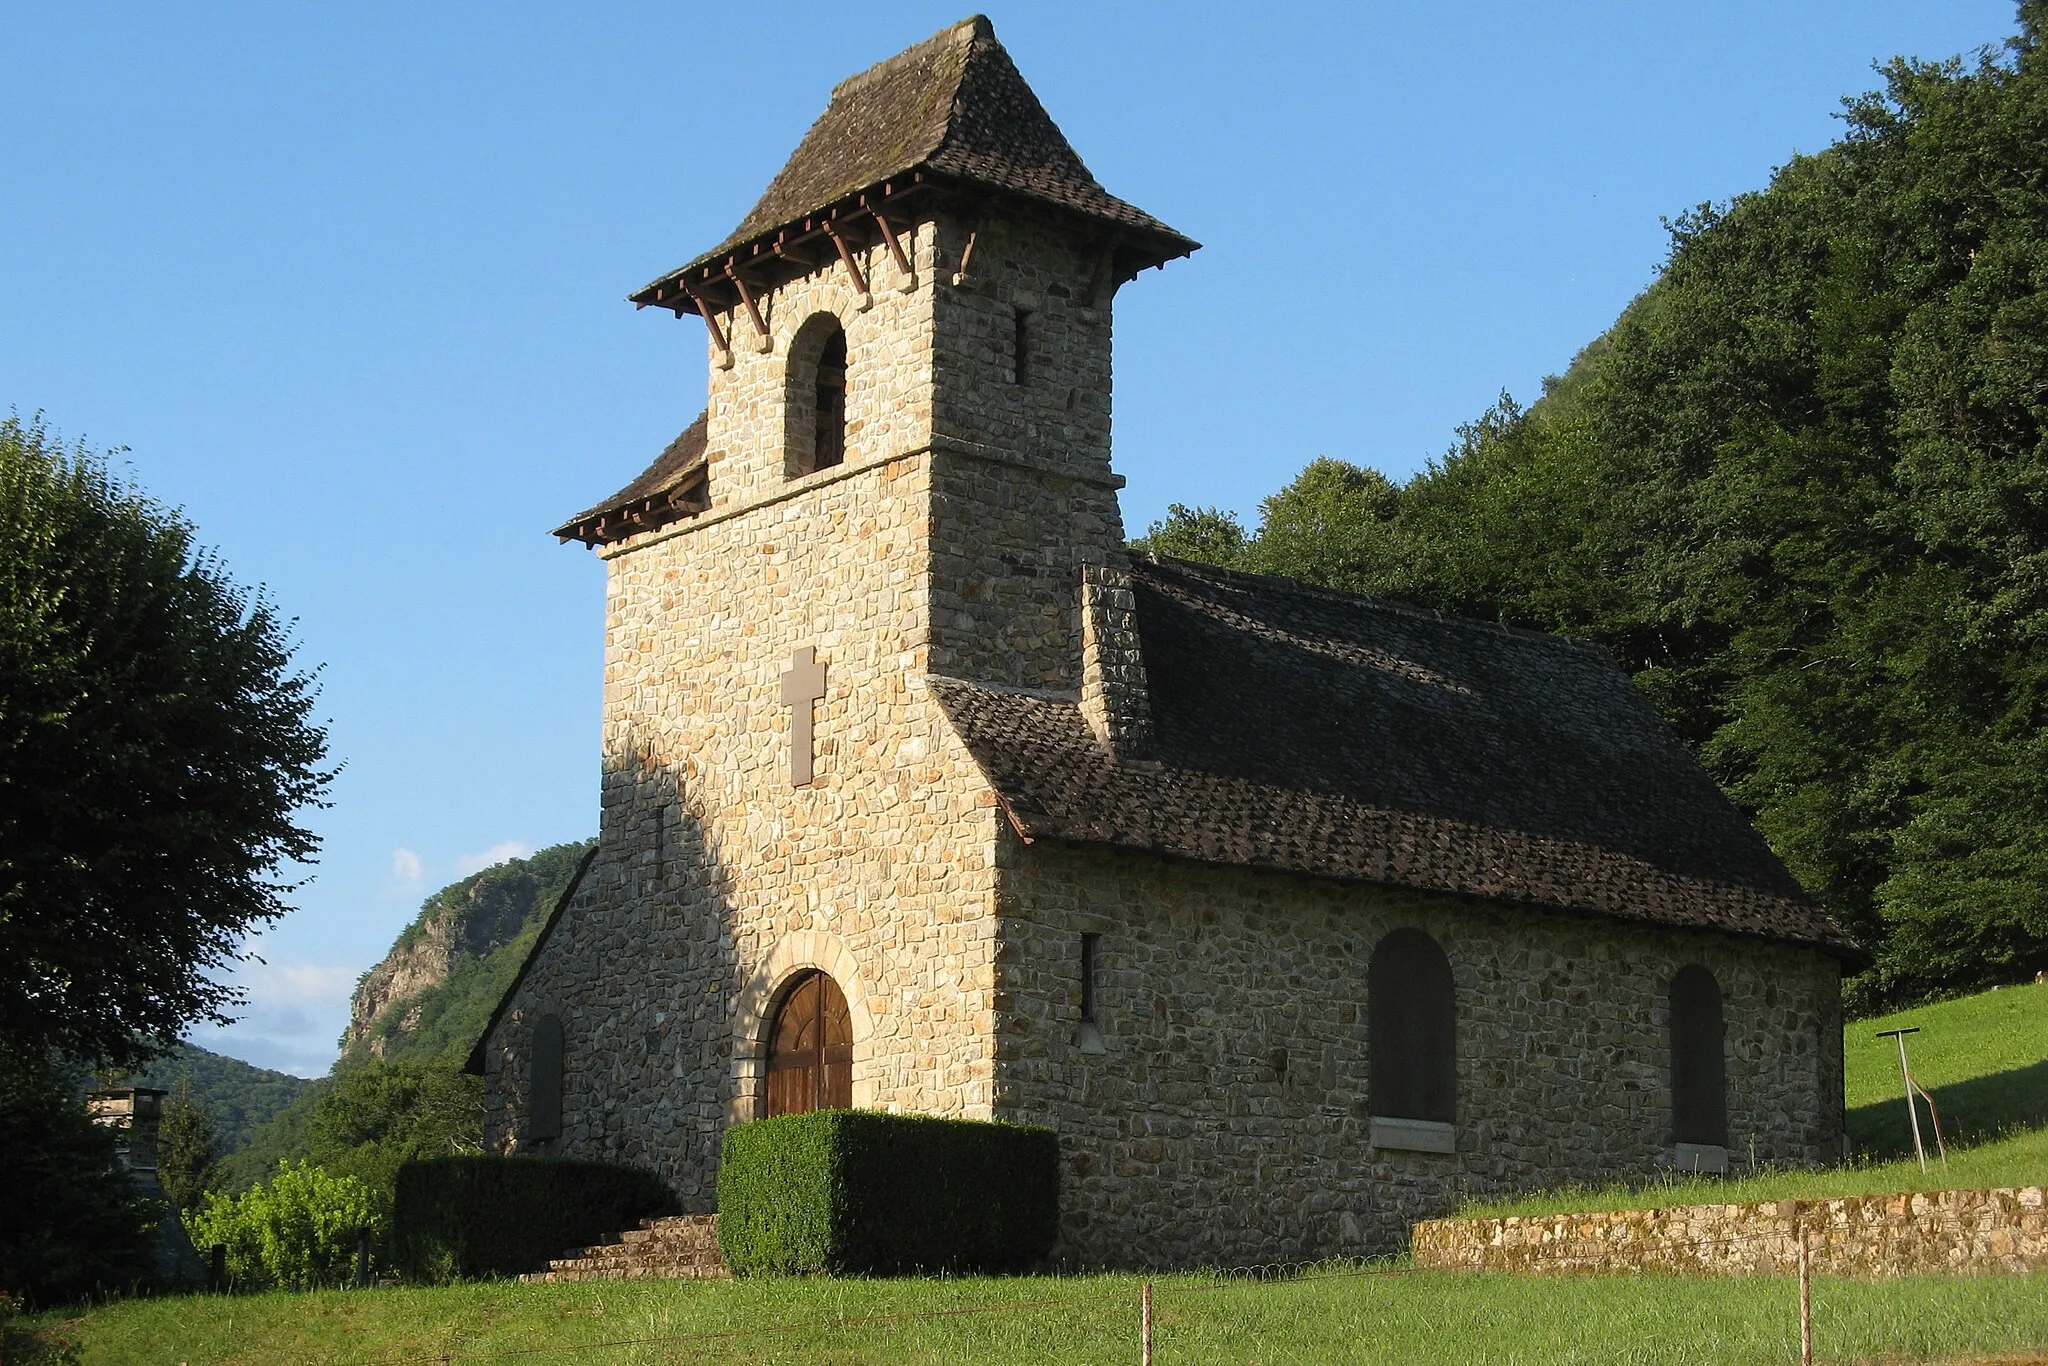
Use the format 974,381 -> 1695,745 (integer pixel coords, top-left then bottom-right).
785,314 -> 847,478
1368,928 -> 1455,1124
1670,965 -> 1728,1146
764,969 -> 852,1117
529,1013 -> 564,1146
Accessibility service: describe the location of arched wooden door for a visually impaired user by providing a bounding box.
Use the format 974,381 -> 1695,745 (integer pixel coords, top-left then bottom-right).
764,969 -> 852,1117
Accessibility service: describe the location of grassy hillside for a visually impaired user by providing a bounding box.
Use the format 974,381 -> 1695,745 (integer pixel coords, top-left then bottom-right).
119,1043 -> 316,1154
24,1267 -> 2048,1364
1846,980 -> 2048,1158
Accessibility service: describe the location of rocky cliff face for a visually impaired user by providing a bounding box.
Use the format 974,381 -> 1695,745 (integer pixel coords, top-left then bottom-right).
341,841 -> 593,1061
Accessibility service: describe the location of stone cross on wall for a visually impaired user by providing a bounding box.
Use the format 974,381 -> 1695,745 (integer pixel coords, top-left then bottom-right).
779,646 -> 827,787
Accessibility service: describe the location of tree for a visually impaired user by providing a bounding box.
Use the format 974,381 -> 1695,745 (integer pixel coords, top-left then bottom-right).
1148,5 -> 2048,1008
1239,457 -> 1412,596
0,1056 -> 157,1305
1130,504 -> 1249,568
305,1059 -> 483,1211
157,1077 -> 219,1212
0,415 -> 331,1069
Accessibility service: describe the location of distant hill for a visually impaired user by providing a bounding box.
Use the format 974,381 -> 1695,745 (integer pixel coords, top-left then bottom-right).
123,1043 -> 317,1154
340,840 -> 594,1066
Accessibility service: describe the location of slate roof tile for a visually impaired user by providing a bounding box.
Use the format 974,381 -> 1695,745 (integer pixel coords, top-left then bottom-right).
552,411 -> 707,543
934,556 -> 1862,959
641,16 -> 1195,296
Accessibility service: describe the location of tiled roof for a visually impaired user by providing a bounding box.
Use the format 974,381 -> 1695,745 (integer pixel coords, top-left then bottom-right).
552,412 -> 708,546
934,556 -> 1863,960
642,16 -> 1196,294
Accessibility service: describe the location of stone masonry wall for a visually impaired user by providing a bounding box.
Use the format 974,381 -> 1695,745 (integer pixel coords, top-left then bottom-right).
1413,1186 -> 2048,1277
992,835 -> 1845,1268
479,207 -> 1136,1207
925,207 -> 1128,694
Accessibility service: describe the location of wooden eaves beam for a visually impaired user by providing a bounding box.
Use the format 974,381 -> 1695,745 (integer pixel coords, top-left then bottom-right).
723,263 -> 771,345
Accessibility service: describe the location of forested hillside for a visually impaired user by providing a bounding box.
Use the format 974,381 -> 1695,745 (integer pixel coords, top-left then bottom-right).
341,840 -> 592,1066
1140,5 -> 2048,1011
121,1044 -> 315,1153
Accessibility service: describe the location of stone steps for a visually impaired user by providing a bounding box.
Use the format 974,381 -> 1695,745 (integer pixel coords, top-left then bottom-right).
520,1213 -> 728,1283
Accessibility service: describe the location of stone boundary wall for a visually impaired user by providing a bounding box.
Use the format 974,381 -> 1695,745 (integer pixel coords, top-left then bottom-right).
1413,1186 -> 2046,1277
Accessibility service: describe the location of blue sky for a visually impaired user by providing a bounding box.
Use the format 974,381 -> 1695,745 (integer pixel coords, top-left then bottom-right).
1,2 -> 2018,1075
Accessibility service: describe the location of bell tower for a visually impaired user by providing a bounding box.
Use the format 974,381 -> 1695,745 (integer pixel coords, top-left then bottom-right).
492,13 -> 1197,1187
571,14 -> 1198,693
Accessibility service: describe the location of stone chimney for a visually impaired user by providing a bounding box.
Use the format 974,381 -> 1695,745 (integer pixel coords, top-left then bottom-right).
1079,561 -> 1156,760
86,1086 -> 167,1172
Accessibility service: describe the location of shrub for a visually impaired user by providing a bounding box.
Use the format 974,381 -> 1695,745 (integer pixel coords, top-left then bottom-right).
716,1111 -> 1058,1277
183,1160 -> 377,1291
388,1155 -> 678,1283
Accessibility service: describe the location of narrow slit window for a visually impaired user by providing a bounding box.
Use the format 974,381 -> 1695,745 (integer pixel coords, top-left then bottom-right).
529,1013 -> 564,1147
1012,308 -> 1031,387
1080,932 -> 1100,1024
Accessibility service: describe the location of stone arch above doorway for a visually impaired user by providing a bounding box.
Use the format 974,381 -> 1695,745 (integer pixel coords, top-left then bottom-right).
731,930 -> 874,1122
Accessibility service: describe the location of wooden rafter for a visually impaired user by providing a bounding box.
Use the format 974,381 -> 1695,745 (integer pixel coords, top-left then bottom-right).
866,202 -> 914,284
724,265 -> 771,342
679,281 -> 731,360
821,220 -> 870,299
629,174 -> 939,315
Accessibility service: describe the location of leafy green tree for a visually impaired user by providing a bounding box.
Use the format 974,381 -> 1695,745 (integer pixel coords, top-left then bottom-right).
1150,5 -> 2048,1008
0,415 -> 332,1069
0,1057 -> 157,1305
184,1160 -> 377,1291
305,1060 -> 483,1210
1130,504 -> 1250,568
1240,457 -> 1412,596
157,1077 -> 219,1213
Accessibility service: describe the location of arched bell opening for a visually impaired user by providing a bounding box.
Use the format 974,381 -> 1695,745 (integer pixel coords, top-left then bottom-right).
763,968 -> 853,1117
784,313 -> 848,478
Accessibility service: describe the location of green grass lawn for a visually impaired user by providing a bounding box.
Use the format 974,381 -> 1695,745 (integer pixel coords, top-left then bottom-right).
1456,1123 -> 2048,1219
22,1266 -> 2048,1365
21,983 -> 2047,1365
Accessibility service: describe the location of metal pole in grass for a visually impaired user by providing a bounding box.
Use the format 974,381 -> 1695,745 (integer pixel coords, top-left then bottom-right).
1797,1227 -> 1812,1366
1141,1282 -> 1153,1366
1876,1027 -> 1928,1172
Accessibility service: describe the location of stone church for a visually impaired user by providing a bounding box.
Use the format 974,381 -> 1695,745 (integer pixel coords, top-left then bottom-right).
470,16 -> 1860,1265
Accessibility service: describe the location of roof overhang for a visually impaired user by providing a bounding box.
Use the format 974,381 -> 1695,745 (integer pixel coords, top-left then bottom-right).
629,168 -> 1199,322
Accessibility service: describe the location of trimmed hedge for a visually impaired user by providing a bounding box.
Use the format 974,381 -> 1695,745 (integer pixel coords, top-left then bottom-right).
716,1110 -> 1058,1276
389,1155 -> 678,1282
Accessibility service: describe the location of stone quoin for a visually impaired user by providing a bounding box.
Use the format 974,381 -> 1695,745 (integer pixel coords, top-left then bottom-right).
468,15 -> 1861,1266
